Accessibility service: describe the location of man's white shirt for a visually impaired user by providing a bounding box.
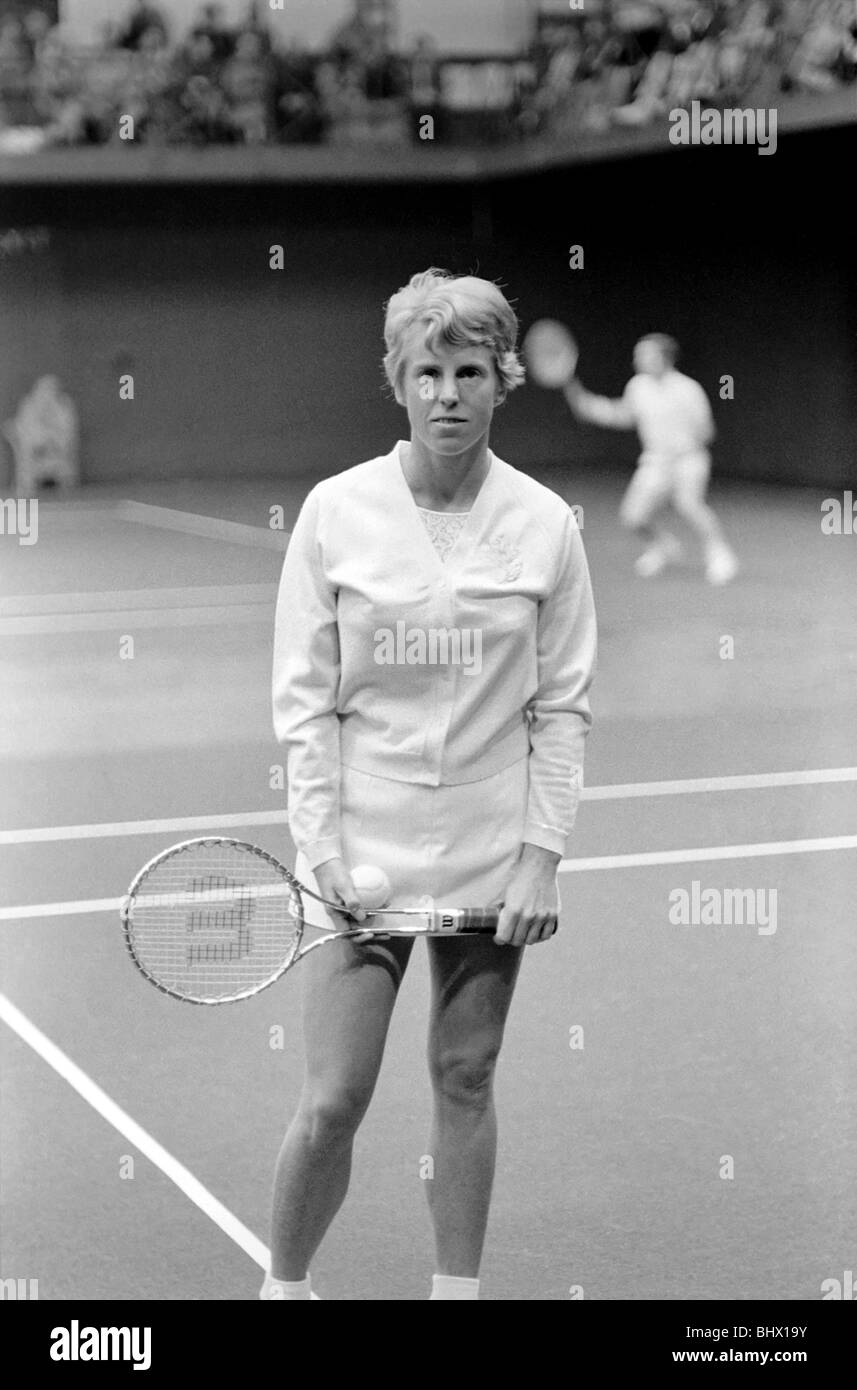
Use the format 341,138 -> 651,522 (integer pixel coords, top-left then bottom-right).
623,370 -> 714,457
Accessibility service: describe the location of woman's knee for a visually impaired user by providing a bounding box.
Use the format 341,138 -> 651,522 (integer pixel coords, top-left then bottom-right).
299,1077 -> 374,1144
429,1048 -> 499,1109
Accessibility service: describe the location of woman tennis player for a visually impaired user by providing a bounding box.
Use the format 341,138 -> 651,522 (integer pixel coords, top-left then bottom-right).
265,268 -> 597,1300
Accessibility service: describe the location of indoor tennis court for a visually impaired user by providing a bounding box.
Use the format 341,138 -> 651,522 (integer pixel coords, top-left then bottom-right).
2,468 -> 854,1300
1,0 -> 854,1316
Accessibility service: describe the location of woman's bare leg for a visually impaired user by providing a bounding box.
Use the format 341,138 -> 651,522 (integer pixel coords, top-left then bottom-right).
424,936 -> 523,1277
269,936 -> 414,1280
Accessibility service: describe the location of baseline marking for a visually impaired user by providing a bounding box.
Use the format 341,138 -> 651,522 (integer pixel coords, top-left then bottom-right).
2,896 -> 126,919
1,767 -> 854,846
2,834 -> 854,921
0,606 -> 272,635
0,584 -> 277,617
0,993 -> 269,1269
581,767 -> 857,799
558,834 -> 857,873
116,501 -> 288,550
0,810 -> 289,846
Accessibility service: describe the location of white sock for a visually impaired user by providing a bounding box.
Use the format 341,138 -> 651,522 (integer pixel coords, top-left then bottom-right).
430,1274 -> 480,1301
260,1272 -> 319,1300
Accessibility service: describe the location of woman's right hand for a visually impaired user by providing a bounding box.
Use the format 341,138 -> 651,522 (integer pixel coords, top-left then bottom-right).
313,857 -> 368,932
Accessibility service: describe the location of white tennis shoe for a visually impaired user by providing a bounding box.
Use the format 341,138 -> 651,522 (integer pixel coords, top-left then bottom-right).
634,534 -> 683,578
705,543 -> 740,586
260,1273 -> 321,1300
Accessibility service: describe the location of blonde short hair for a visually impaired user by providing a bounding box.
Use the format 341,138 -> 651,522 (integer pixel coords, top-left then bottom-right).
383,268 -> 525,402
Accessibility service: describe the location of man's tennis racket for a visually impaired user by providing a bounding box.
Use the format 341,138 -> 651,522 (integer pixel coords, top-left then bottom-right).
523,318 -> 579,388
121,837 -> 502,1006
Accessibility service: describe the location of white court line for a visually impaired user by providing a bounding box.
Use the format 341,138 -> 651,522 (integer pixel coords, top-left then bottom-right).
0,809 -> 289,845
1,767 -> 855,846
558,834 -> 857,873
0,992 -> 269,1270
116,501 -> 288,550
1,834 -> 854,921
0,605 -> 272,635
581,767 -> 857,799
0,584 -> 277,617
2,895 -> 126,919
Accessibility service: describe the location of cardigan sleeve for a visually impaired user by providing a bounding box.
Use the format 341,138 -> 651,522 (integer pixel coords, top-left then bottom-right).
524,510 -> 597,856
272,485 -> 343,870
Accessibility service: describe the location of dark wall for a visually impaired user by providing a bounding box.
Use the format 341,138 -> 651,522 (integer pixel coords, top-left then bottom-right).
0,0 -> 57,17
1,126 -> 853,489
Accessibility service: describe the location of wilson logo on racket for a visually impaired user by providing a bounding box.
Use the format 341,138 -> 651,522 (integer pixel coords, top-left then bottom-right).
185,875 -> 255,965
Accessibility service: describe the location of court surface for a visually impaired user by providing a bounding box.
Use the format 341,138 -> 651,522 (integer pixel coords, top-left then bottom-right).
1,465 -> 855,1300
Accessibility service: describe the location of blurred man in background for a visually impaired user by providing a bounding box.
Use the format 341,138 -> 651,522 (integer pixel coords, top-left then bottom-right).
564,333 -> 739,585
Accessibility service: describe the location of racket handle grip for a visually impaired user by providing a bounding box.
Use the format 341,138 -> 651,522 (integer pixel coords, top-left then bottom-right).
434,906 -> 502,934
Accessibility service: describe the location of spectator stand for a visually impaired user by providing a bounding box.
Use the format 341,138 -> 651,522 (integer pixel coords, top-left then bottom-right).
0,0 -> 854,161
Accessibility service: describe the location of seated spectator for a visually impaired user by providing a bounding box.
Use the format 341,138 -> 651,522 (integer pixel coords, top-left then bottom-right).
77,41 -> 134,144
576,19 -> 625,131
21,7 -> 52,61
165,28 -> 235,145
318,45 -> 406,146
667,36 -> 720,107
115,0 -> 169,52
237,1 -> 273,57
0,15 -> 36,126
189,2 -> 234,63
124,24 -> 174,142
403,33 -> 441,139
31,25 -> 88,145
407,33 -> 440,108
172,28 -> 221,84
221,29 -> 275,144
364,40 -> 403,101
322,58 -> 372,143
273,38 -> 325,143
724,1 -> 779,101
537,28 -> 584,120
4,375 -> 79,494
174,70 -> 234,144
363,38 -> 408,142
832,0 -> 857,81
330,0 -> 392,65
788,0 -> 850,89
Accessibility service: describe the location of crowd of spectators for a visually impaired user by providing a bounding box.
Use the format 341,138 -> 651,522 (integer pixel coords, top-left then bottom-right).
531,0 -> 857,138
0,0 -> 854,154
0,0 -> 421,150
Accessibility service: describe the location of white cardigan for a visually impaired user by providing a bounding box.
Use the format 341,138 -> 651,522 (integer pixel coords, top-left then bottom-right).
273,443 -> 597,869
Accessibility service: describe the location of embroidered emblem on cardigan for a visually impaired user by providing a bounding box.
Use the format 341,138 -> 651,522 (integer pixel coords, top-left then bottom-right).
486,533 -> 522,583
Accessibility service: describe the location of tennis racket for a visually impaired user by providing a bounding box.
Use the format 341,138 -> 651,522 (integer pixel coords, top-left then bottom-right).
523,319 -> 579,388
121,837 -> 503,1006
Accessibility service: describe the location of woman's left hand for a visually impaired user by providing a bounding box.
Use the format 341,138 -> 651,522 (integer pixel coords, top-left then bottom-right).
494,843 -> 561,947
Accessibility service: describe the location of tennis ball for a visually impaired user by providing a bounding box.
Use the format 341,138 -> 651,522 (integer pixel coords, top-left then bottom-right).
351,863 -> 392,910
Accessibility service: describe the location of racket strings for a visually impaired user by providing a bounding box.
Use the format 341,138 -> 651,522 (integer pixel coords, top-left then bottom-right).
126,845 -> 303,1002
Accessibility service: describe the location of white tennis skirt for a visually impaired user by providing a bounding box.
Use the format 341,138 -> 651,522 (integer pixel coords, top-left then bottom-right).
294,757 -> 531,928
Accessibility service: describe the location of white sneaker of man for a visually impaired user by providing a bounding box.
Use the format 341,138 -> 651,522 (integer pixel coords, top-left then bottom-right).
634,533 -> 684,578
705,543 -> 740,586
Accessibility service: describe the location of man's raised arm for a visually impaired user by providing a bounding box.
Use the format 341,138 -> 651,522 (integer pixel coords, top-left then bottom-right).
563,376 -> 636,429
